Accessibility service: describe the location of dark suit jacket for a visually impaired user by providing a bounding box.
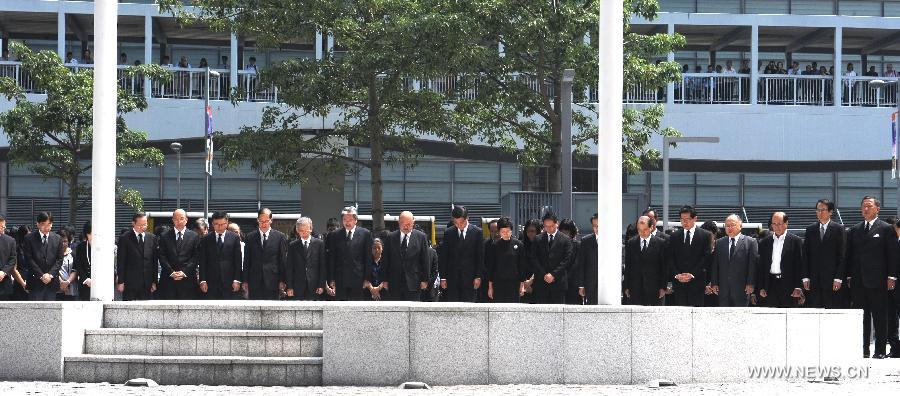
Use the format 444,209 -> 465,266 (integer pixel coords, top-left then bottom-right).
327,227 -> 373,289
485,238 -> 528,283
758,233 -> 804,292
0,234 -> 16,295
73,240 -> 91,284
23,230 -> 64,290
115,230 -> 159,290
285,237 -> 326,296
623,235 -> 668,295
439,224 -> 485,286
711,235 -> 758,293
158,228 -> 200,279
803,221 -> 846,286
243,229 -> 288,293
846,219 -> 899,289
667,227 -> 713,282
530,232 -> 575,290
578,234 -> 598,290
198,231 -> 243,293
384,229 -> 430,292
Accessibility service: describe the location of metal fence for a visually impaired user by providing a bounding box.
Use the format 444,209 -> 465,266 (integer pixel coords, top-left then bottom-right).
758,75 -> 833,105
842,76 -> 899,107
499,191 -> 603,234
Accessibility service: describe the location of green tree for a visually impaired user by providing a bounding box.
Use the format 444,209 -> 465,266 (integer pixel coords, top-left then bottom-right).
0,43 -> 168,227
452,0 -> 683,191
159,0 -> 473,231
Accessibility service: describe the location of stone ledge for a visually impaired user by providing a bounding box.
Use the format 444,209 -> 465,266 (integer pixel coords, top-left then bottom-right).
65,355 -> 323,365
85,328 -> 323,337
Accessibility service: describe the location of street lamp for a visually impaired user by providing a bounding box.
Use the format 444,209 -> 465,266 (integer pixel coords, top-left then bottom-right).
868,79 -> 900,213
169,142 -> 182,209
662,136 -> 720,231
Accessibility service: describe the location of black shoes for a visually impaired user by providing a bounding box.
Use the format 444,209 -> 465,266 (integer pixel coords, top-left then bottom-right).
873,353 -> 887,359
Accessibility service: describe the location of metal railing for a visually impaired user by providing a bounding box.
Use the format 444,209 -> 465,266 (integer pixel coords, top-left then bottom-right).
842,76 -> 899,107
675,73 -> 749,104
758,75 -> 832,106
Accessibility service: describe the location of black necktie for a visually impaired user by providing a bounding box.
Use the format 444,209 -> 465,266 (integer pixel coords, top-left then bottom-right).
217,234 -> 224,251
641,239 -> 647,251
549,233 -> 554,247
262,233 -> 267,248
303,240 -> 309,249
729,238 -> 736,260
347,230 -> 352,241
138,233 -> 144,245
42,235 -> 47,245
176,231 -> 183,248
401,233 -> 408,257
820,224 -> 825,241
458,229 -> 463,239
685,230 -> 691,245
865,222 -> 871,233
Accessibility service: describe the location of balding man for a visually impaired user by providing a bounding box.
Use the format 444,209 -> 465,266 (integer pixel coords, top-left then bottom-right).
158,209 -> 200,300
758,212 -> 804,308
285,217 -> 326,301
623,216 -> 667,306
711,214 -> 758,307
383,211 -> 430,301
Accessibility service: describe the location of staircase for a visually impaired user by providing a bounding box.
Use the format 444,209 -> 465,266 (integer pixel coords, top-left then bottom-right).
63,302 -> 324,386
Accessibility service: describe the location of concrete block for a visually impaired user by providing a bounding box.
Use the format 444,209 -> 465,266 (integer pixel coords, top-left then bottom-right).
691,309 -> 786,383
630,308 -> 692,385
489,310 -> 564,384
213,335 -> 232,356
563,311 -> 631,384
786,312 -> 820,368
409,310 -> 489,385
196,334 -> 214,356
820,310 -> 863,369
322,307 -> 410,385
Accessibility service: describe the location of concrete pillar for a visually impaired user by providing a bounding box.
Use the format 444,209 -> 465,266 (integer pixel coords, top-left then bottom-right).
327,32 -> 334,54
666,24 -> 675,105
91,0 -> 117,301
750,24 -> 759,105
315,30 -> 323,60
230,33 -> 238,88
301,161 -> 345,239
57,10 -> 66,60
861,54 -> 868,74
143,14 -> 152,98
834,26 -> 843,106
597,0 -> 623,305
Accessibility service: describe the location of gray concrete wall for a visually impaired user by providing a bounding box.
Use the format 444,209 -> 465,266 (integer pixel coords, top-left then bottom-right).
321,303 -> 863,386
0,302 -> 103,381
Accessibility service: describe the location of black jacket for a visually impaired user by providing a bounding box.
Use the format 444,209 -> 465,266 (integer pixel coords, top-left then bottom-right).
0,234 -> 16,296
198,231 -> 243,293
285,237 -> 326,297
846,219 -> 899,289
758,233 -> 804,292
486,238 -> 528,283
623,236 -> 668,296
530,232 -> 575,290
326,227 -> 373,289
578,234 -> 598,290
243,229 -> 288,293
439,224 -> 485,286
803,221 -> 847,285
667,227 -> 713,282
158,228 -> 200,279
115,230 -> 159,290
383,229 -> 430,292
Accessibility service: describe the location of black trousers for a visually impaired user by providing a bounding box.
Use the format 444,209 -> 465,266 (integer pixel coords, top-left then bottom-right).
205,285 -> 243,300
887,289 -> 899,353
490,280 -> 519,303
335,286 -> 364,301
628,286 -> 661,306
718,286 -> 750,307
807,279 -> 847,309
160,276 -> 198,300
584,286 -> 598,305
78,284 -> 92,301
532,281 -> 565,304
443,280 -> 476,303
764,276 -> 796,308
122,284 -> 151,301
248,286 -> 280,300
672,279 -> 705,307
854,286 -> 888,356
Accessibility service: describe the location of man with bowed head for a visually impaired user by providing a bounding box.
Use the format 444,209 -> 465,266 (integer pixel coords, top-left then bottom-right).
710,214 -> 758,307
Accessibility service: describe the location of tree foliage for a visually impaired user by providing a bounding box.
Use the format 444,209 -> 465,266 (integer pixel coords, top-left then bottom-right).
0,43 -> 168,226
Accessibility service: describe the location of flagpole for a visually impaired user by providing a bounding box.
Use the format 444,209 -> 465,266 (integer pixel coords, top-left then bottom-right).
204,66 -> 211,221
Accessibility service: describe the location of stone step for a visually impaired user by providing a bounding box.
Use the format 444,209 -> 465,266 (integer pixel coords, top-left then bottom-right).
102,301 -> 323,330
84,328 -> 323,358
64,355 -> 322,386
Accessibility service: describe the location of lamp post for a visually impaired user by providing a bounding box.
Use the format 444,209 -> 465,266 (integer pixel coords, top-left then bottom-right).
169,142 -> 182,209
662,136 -> 720,231
559,69 -> 575,220
868,79 -> 900,213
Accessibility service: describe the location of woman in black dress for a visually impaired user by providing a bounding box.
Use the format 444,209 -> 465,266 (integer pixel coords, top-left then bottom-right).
486,217 -> 528,303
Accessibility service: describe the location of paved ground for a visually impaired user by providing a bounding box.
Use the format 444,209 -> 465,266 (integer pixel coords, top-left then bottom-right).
2,360 -> 899,395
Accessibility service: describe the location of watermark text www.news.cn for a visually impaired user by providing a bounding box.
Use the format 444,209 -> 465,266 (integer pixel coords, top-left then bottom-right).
748,366 -> 870,380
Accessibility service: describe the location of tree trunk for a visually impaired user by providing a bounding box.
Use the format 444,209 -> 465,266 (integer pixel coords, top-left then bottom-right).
68,173 -> 79,228
367,76 -> 386,233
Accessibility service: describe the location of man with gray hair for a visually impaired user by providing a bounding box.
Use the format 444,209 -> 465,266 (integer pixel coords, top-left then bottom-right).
326,206 -> 373,300
383,211 -> 430,301
285,217 -> 326,300
711,214 -> 758,307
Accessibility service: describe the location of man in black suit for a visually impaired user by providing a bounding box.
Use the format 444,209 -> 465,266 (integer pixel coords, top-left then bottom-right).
22,212 -> 64,301
530,212 -> 574,304
158,209 -> 200,300
326,206 -> 373,301
846,196 -> 898,359
199,211 -> 243,299
802,199 -> 848,309
0,214 -> 17,301
116,212 -> 159,301
668,205 -> 713,307
383,211 -> 430,301
623,216 -> 667,306
578,214 -> 599,305
73,221 -> 92,301
758,212 -> 804,308
711,214 -> 758,307
243,208 -> 288,300
643,208 -> 670,243
439,205 -> 484,302
285,217 -> 326,300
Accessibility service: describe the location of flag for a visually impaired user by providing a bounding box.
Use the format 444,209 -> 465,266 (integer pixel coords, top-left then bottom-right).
205,104 -> 214,176
893,112 -> 897,179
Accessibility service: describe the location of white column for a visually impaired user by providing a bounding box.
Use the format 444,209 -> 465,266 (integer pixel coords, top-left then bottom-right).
750,24 -> 758,105
666,23 -> 675,105
57,10 -> 66,59
498,38 -> 504,57
91,0 -> 118,302
230,33 -> 238,88
327,32 -> 334,55
833,26 -> 842,106
315,30 -> 323,60
584,33 -> 591,99
143,14 -> 152,98
597,0 -> 623,305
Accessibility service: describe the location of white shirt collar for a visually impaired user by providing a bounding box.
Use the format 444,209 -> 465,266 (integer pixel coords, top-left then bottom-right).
640,235 -> 651,243
548,230 -> 559,238
259,228 -> 270,236
773,232 -> 785,241
345,226 -> 357,235
216,232 -> 226,239
174,226 -> 186,234
40,231 -> 50,239
820,220 -> 830,228
133,229 -> 143,237
301,235 -> 312,243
